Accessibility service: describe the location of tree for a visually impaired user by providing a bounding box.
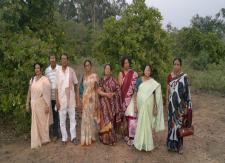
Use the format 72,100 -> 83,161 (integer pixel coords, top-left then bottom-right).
0,0 -> 62,133
95,0 -> 172,91
58,0 -> 127,26
191,8 -> 225,39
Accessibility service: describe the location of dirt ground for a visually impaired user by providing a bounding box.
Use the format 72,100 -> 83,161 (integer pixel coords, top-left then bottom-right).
0,92 -> 225,163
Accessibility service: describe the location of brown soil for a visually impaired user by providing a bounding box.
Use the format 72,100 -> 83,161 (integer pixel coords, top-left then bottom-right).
0,92 -> 225,163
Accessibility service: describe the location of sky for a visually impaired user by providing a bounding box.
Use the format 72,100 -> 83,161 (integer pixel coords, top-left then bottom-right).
126,0 -> 225,29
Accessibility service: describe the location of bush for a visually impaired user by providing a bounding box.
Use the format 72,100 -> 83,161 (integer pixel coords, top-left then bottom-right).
0,31 -> 55,134
184,59 -> 225,94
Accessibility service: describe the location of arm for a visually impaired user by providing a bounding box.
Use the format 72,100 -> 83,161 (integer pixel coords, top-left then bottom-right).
74,84 -> 81,108
96,87 -> 112,97
118,72 -> 123,87
55,72 -> 60,110
26,84 -> 31,112
166,84 -> 169,105
133,77 -> 140,113
95,76 -> 113,98
42,78 -> 51,113
133,91 -> 138,113
55,89 -> 60,110
166,74 -> 171,106
185,75 -> 192,109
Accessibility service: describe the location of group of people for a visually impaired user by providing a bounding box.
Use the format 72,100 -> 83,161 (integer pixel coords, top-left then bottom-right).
26,54 -> 192,155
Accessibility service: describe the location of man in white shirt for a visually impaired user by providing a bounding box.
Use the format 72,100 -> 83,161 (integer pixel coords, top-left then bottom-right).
56,53 -> 80,145
45,54 -> 61,141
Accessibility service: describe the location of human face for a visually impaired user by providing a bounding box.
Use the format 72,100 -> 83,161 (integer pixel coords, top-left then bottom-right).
104,65 -> 111,76
123,59 -> 130,70
34,64 -> 42,76
61,55 -> 68,67
144,66 -> 151,78
50,55 -> 56,67
84,61 -> 92,73
173,59 -> 181,73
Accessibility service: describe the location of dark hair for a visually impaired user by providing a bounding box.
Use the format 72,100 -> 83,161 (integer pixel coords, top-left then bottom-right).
143,64 -> 153,76
104,64 -> 112,71
49,54 -> 56,60
83,59 -> 92,67
173,57 -> 182,66
33,62 -> 43,70
121,56 -> 132,67
61,53 -> 69,60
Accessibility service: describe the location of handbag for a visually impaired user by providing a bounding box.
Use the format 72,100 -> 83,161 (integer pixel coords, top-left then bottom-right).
178,107 -> 194,137
178,125 -> 194,137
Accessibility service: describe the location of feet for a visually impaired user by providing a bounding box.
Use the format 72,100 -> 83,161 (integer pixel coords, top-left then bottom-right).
72,138 -> 79,145
178,145 -> 184,155
62,141 -> 67,146
126,139 -> 134,146
124,136 -> 129,142
52,137 -> 58,142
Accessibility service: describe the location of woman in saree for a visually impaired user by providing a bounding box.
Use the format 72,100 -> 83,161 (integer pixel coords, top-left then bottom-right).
81,60 -> 113,146
98,64 -> 122,145
166,58 -> 192,154
28,63 -> 51,149
118,56 -> 138,146
134,65 -> 165,151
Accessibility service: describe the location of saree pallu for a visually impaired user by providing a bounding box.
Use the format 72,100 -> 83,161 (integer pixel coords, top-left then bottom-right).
134,79 -> 165,151
121,69 -> 138,138
167,73 -> 192,151
98,76 -> 122,145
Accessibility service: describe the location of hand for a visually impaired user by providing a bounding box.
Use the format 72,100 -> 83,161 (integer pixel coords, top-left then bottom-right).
25,103 -> 30,113
56,102 -> 60,111
106,93 -> 113,99
76,100 -> 81,109
45,107 -> 50,114
134,105 -> 138,113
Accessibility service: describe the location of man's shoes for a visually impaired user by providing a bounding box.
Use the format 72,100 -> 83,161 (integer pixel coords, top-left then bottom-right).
62,141 -> 67,146
72,138 -> 79,145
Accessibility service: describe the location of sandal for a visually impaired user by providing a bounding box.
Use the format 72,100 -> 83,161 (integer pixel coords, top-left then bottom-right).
124,136 -> 129,142
126,139 -> 133,146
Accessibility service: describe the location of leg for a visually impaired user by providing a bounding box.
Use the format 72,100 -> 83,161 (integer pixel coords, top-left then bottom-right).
51,100 -> 59,138
178,137 -> 184,154
68,107 -> 76,140
59,108 -> 68,142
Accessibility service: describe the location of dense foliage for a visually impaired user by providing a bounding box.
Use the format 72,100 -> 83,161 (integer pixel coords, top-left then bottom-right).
0,0 -> 224,134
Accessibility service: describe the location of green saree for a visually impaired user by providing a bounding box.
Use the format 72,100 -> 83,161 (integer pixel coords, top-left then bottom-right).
134,78 -> 165,151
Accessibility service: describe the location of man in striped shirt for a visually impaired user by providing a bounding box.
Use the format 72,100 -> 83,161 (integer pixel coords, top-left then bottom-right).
45,54 -> 61,141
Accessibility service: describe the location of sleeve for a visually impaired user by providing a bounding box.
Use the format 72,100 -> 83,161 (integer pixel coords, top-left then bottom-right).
135,78 -> 141,92
167,74 -> 171,85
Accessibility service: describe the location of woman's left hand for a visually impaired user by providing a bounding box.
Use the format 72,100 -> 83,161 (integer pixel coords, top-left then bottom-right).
134,105 -> 138,113
45,107 -> 49,114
